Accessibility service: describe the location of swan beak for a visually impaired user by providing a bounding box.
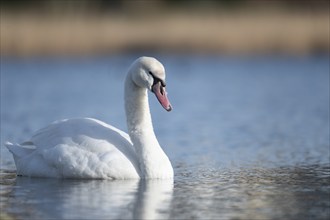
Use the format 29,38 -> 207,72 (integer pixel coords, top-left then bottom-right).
152,82 -> 172,111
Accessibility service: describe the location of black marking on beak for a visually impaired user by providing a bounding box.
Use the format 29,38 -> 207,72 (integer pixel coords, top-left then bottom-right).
149,71 -> 166,87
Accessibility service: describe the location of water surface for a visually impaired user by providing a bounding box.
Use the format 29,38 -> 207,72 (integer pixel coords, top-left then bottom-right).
1,55 -> 329,219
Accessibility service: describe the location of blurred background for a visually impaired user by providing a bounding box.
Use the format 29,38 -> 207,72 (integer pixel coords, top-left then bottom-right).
1,0 -> 329,56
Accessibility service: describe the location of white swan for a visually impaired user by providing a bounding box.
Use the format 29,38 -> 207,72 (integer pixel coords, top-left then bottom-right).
5,56 -> 174,179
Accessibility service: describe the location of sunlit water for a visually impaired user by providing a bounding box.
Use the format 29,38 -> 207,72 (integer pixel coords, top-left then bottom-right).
1,55 -> 329,219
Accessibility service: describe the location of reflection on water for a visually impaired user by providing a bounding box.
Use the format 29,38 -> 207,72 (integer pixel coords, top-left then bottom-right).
1,164 -> 329,219
3,176 -> 173,220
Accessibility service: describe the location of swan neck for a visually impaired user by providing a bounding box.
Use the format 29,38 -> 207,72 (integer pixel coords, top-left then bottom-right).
124,75 -> 154,134
124,71 -> 173,179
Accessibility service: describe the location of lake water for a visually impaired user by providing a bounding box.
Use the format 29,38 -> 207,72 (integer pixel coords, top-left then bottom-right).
1,54 -> 329,219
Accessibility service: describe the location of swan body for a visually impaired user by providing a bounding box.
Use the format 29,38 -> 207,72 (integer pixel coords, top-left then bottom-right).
6,57 -> 174,179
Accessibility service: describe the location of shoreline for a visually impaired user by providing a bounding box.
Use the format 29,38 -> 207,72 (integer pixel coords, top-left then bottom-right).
1,11 -> 329,57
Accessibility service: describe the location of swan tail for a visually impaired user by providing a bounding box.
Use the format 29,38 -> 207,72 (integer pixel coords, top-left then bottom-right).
5,141 -> 35,158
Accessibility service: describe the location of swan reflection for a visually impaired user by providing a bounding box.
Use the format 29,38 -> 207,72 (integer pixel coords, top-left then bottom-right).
14,177 -> 173,219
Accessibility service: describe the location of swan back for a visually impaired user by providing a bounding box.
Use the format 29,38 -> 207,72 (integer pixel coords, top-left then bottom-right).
7,118 -> 141,179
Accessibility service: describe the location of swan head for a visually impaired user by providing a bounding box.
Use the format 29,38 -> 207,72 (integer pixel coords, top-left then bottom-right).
130,56 -> 172,111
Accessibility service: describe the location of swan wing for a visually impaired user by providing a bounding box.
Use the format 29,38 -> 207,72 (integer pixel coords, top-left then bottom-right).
6,118 -> 140,179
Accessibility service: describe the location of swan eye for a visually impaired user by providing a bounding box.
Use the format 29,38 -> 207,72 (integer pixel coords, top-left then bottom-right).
153,77 -> 166,87
149,71 -> 166,87
152,77 -> 160,86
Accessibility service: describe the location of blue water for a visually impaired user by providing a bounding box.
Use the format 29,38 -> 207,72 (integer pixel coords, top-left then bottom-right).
1,55 -> 329,219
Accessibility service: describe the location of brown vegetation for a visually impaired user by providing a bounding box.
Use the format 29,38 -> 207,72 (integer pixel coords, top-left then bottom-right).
1,5 -> 329,56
